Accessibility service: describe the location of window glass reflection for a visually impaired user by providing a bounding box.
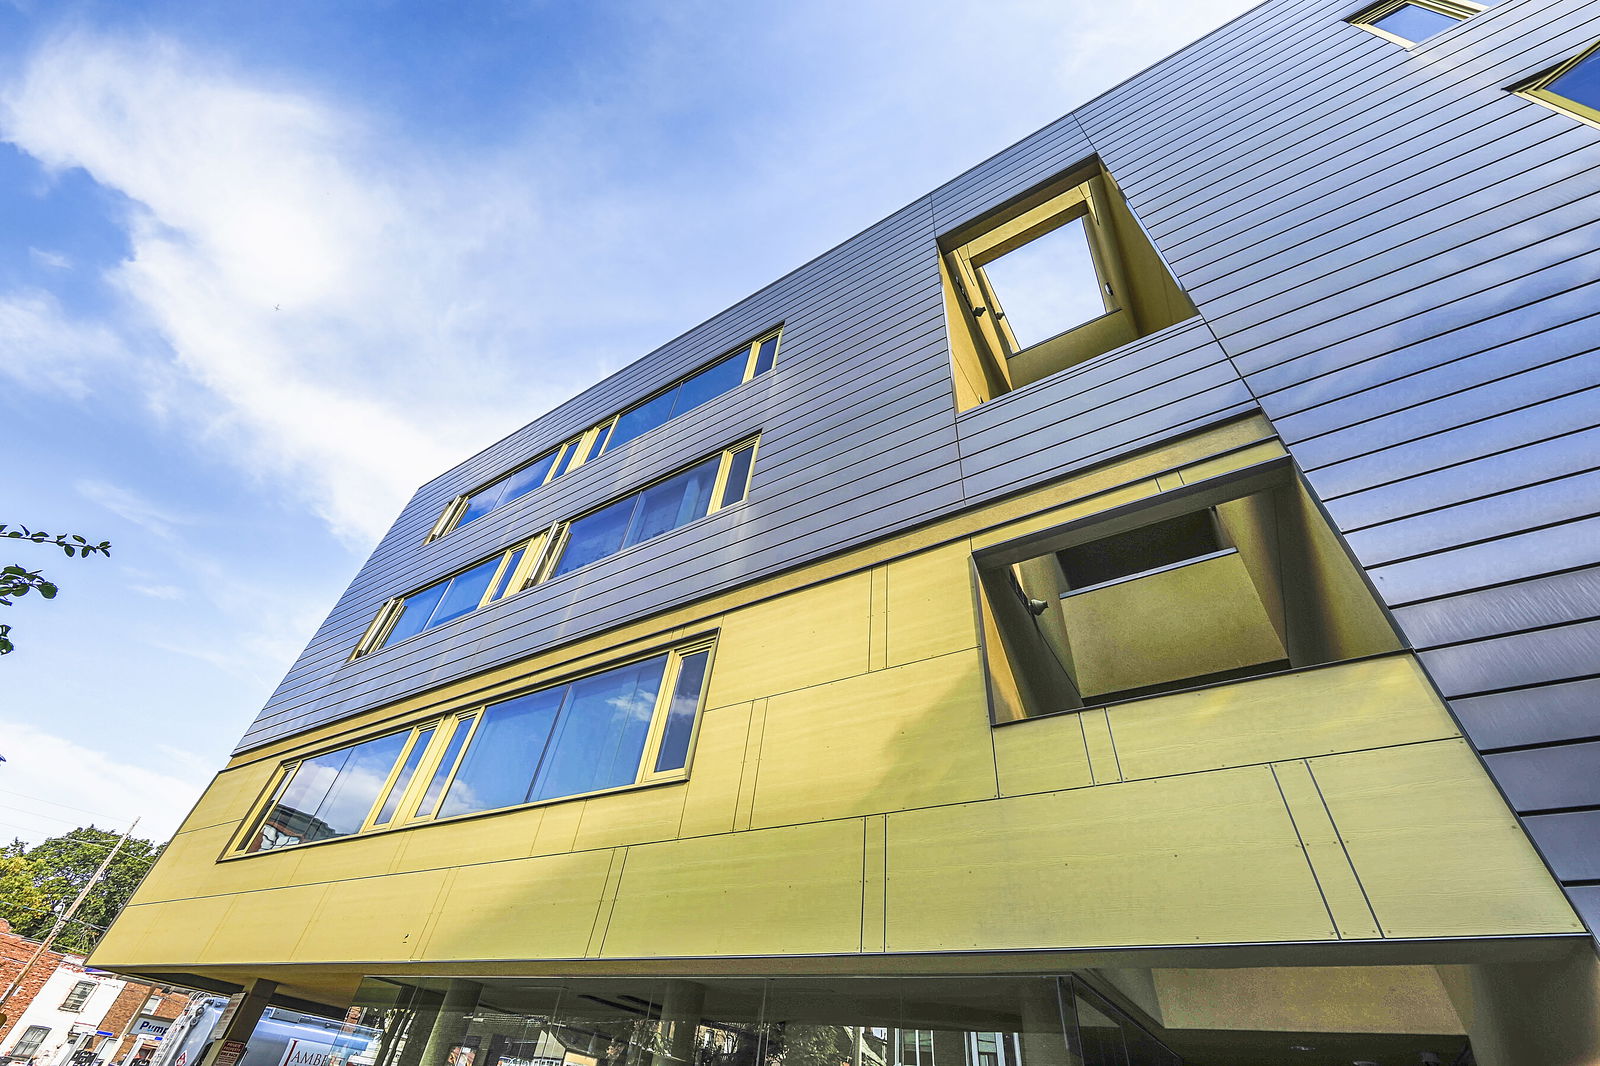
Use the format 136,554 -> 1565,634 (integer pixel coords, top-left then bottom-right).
529,657 -> 664,801
439,688 -> 566,817
655,650 -> 710,772
248,731 -> 410,852
1370,2 -> 1460,42
1548,47 -> 1600,110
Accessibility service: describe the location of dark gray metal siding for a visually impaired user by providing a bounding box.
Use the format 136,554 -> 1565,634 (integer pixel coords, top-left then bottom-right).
1075,0 -> 1600,918
241,0 -> 1599,926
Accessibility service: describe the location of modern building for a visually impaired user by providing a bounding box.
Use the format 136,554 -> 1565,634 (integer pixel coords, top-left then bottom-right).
91,1 -> 1600,1063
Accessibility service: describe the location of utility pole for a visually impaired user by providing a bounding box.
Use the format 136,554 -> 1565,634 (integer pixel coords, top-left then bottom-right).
0,818 -> 140,1010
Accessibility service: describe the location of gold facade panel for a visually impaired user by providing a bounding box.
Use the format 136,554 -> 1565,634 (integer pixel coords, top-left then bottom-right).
421,849 -> 615,961
601,819 -> 864,957
750,651 -> 998,829
295,869 -> 451,962
285,830 -> 408,886
676,702 -> 753,838
992,713 -> 1094,797
705,570 -> 872,707
883,766 -> 1332,950
391,806 -> 547,873
573,782 -> 690,851
89,895 -> 234,968
1272,760 -> 1382,940
131,824 -> 298,904
884,541 -> 980,667
1310,740 -> 1582,937
177,764 -> 277,835
1061,551 -> 1288,698
1108,656 -> 1459,781
203,883 -> 331,963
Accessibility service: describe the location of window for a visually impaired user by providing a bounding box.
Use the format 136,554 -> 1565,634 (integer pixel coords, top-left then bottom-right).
1349,0 -> 1479,46
1515,40 -> 1600,128
353,537 -> 544,657
593,330 -> 779,458
60,981 -> 96,1011
975,460 -> 1402,720
11,1027 -> 50,1058
238,642 -> 714,854
358,440 -> 755,658
546,439 -> 755,580
941,164 -> 1197,410
429,329 -> 779,540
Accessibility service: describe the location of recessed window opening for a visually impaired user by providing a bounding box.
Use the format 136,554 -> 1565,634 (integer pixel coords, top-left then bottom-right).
1349,0 -> 1479,46
941,164 -> 1197,410
976,215 -> 1108,349
976,462 -> 1403,720
430,329 -> 779,541
1056,509 -> 1223,591
1515,40 -> 1600,127
238,641 -> 715,855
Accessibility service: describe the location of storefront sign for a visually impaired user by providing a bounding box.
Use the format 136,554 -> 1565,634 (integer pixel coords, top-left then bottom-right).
214,1040 -> 249,1066
132,1019 -> 171,1039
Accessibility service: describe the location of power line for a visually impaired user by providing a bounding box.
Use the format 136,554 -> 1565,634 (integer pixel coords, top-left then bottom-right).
0,788 -> 132,825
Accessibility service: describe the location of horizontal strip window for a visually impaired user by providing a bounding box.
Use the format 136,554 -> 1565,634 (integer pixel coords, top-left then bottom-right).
428,328 -> 779,542
1348,0 -> 1480,46
354,438 -> 756,659
352,536 -> 545,658
1514,39 -> 1600,129
236,641 -> 715,854
544,436 -> 758,581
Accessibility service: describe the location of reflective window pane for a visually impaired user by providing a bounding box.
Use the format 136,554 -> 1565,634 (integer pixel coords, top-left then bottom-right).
673,351 -> 747,415
603,389 -> 680,455
549,439 -> 581,480
553,496 -> 639,577
530,656 -> 665,801
416,715 -> 473,818
428,556 -> 505,629
383,581 -> 449,648
626,458 -> 719,546
455,484 -> 505,528
250,731 -> 409,851
373,727 -> 434,825
490,546 -> 527,600
751,334 -> 779,377
1549,47 -> 1600,109
655,651 -> 710,772
979,216 -> 1108,349
495,452 -> 560,508
719,444 -> 756,509
439,689 -> 567,817
1371,2 -> 1460,42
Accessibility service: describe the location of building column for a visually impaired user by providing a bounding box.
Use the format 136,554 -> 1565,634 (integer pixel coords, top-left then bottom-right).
657,982 -> 705,1066
415,981 -> 484,1066
196,980 -> 276,1066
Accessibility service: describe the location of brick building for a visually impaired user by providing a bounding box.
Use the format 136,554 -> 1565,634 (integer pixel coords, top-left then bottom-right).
0,922 -> 190,1066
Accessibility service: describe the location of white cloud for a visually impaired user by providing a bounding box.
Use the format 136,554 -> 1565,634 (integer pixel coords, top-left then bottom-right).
127,583 -> 183,600
0,718 -> 210,846
76,479 -> 192,539
28,247 -> 71,269
1,33 -> 573,546
0,287 -> 129,400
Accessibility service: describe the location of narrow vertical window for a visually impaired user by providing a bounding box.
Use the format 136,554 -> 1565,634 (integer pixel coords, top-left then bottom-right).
372,726 -> 436,826
653,648 -> 711,773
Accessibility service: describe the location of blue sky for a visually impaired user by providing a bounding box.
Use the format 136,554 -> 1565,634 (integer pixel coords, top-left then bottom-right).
0,0 -> 1259,845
